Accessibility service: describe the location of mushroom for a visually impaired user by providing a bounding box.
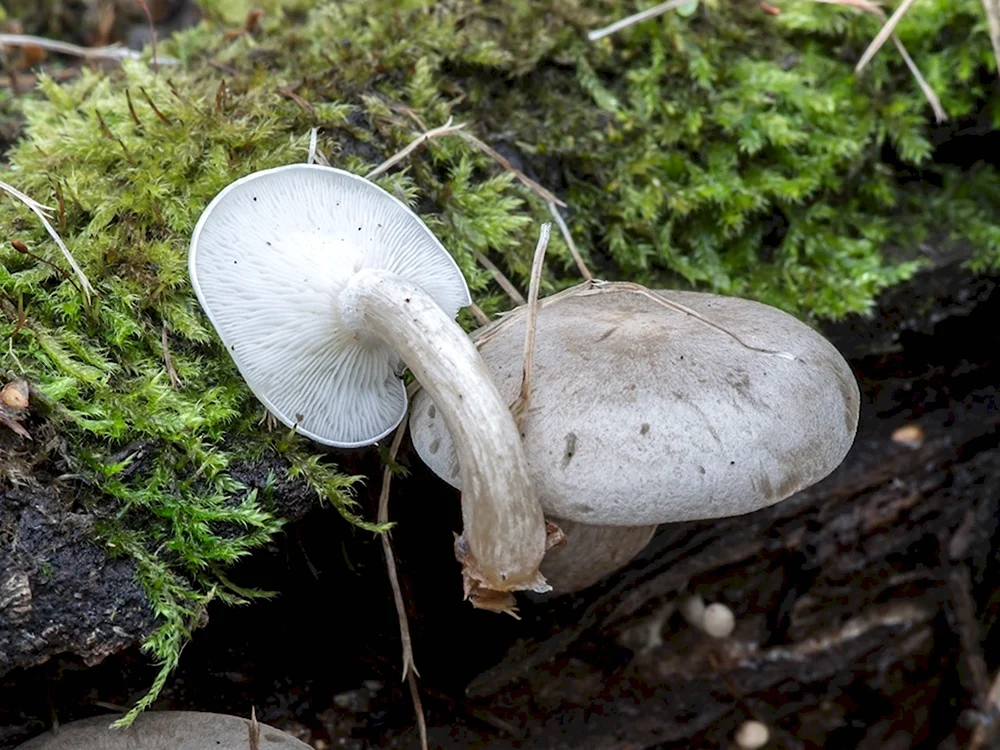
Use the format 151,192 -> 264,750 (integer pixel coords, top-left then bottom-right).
189,164 -> 548,610
15,711 -> 311,749
734,719 -> 771,749
410,281 -> 860,594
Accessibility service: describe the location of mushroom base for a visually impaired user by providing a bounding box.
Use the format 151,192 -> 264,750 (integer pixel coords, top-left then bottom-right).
537,518 -> 657,595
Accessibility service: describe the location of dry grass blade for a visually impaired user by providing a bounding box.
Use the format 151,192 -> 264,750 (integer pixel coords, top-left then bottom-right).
474,250 -> 526,306
378,403 -> 428,750
548,203 -> 592,281
384,104 -> 568,207
813,0 -> 945,122
0,180 -> 94,303
855,0 -> 921,72
588,0 -> 695,41
366,117 -> 466,179
510,222 -> 551,432
0,33 -> 178,64
468,302 -> 491,326
890,35 -> 946,122
982,0 -> 1000,83
247,706 -> 260,750
307,127 -> 331,166
456,131 -> 567,207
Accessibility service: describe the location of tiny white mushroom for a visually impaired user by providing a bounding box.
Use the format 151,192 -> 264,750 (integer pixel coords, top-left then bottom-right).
15,711 -> 311,749
679,593 -> 707,627
734,719 -> 771,749
702,602 -> 736,639
189,164 -> 549,610
410,282 -> 860,593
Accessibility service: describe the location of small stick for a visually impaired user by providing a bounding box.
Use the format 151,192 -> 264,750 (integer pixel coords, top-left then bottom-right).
377,404 -> 428,750
456,130 -> 566,207
366,117 -> 466,179
474,250 -> 526,306
510,223 -> 551,432
468,302 -> 490,327
548,202 -> 592,281
587,0 -> 694,41
277,86 -> 317,120
383,105 -> 568,207
0,33 -> 177,64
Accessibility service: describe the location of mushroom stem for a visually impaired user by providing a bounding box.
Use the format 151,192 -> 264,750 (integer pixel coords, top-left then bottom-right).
340,267 -> 550,608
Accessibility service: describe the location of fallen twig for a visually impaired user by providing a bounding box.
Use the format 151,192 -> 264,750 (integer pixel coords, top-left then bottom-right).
455,130 -> 566,207
474,250 -> 526,306
377,398 -> 428,750
0,33 -> 178,65
587,0 -> 694,41
468,302 -> 491,327
366,117 -> 466,179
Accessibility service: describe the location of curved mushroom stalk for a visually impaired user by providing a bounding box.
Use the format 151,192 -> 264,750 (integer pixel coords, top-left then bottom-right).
189,164 -> 550,613
538,518 -> 655,595
340,268 -> 549,603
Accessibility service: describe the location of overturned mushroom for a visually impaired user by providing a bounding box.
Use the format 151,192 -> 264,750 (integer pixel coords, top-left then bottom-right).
410,281 -> 860,594
16,711 -> 311,749
189,164 -> 548,611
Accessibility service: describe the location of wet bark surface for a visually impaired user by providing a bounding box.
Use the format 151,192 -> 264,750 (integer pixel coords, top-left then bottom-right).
2,257 -> 998,749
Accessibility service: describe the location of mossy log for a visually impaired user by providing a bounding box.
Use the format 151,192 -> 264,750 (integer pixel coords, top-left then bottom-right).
1,0 -> 1000,745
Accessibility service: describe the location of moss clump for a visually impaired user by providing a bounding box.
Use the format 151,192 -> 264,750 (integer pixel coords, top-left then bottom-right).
1,0 -> 999,721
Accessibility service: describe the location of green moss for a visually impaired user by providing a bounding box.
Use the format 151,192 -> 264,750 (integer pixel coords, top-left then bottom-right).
1,0 -> 999,722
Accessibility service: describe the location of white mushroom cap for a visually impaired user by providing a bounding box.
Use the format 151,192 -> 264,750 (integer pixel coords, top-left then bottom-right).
189,164 -> 470,448
410,283 -> 859,525
16,711 -> 311,749
702,602 -> 736,638
735,719 -> 771,749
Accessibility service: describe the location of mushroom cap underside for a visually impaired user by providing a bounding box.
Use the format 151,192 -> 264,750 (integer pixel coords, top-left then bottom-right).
410,283 -> 860,526
189,164 -> 471,448
16,712 -> 312,749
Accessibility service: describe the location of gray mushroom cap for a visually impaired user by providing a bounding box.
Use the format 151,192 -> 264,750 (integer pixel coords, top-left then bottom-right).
16,711 -> 311,749
410,283 -> 860,526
